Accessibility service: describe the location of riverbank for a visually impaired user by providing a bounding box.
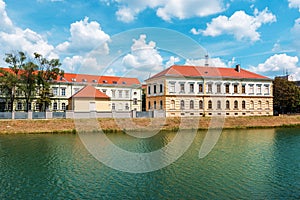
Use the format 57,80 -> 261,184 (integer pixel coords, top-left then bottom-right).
1,115 -> 300,134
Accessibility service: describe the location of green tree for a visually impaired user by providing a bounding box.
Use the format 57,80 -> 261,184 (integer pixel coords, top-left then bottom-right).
273,77 -> 300,114
34,53 -> 64,112
0,52 -> 26,112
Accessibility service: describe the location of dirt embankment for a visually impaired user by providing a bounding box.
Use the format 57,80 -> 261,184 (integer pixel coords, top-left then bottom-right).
1,115 -> 300,134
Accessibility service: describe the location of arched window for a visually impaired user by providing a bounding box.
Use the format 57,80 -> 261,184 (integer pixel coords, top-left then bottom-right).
242,101 -> 246,109
234,100 -> 238,109
160,100 -> 163,109
258,101 -> 262,109
148,101 -> 151,110
217,100 -> 221,109
199,100 -> 203,109
180,100 -> 185,110
250,101 -> 254,110
170,100 -> 175,109
208,100 -> 212,109
154,101 -> 157,109
190,100 -> 194,109
226,100 -> 230,110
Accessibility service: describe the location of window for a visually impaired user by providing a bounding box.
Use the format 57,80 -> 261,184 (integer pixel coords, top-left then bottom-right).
242,101 -> 246,109
148,86 -> 151,95
250,101 -> 254,109
62,103 -> 66,110
160,100 -> 163,109
27,103 -> 32,111
217,84 -> 221,93
226,100 -> 230,110
234,85 -> 238,93
148,102 -> 151,110
258,101 -> 262,109
217,100 -> 221,109
208,100 -> 212,109
180,100 -> 185,110
198,83 -> 203,93
170,100 -> 175,109
102,89 -> 107,94
180,83 -> 185,93
225,84 -> 230,94
61,88 -> 66,96
133,98 -> 138,105
169,82 -> 175,93
189,83 -> 194,93
112,90 -> 116,98
242,85 -> 246,94
35,103 -> 39,111
160,84 -> 163,93
125,103 -> 129,110
234,100 -> 238,109
154,85 -> 157,94
264,85 -> 269,94
257,85 -> 262,94
249,85 -> 254,94
207,83 -> 212,93
154,101 -> 157,109
52,87 -> 58,96
118,90 -> 122,98
53,102 -> 57,110
17,102 -> 22,110
112,103 -> 116,110
199,100 -> 203,109
125,90 -> 129,98
190,100 -> 194,109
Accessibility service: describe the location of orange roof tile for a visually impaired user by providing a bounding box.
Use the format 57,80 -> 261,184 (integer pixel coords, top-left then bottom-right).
70,85 -> 110,99
148,65 -> 270,80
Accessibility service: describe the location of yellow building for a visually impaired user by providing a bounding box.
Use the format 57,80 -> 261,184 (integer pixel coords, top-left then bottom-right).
145,65 -> 273,117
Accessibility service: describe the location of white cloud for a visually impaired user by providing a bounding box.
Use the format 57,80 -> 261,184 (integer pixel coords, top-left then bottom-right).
291,18 -> 300,48
62,55 -> 100,73
165,56 -> 180,67
185,57 -> 227,68
249,54 -> 300,80
288,0 -> 300,11
195,7 -> 276,41
0,0 -> 56,60
105,0 -> 226,23
122,34 -> 163,73
56,17 -> 110,54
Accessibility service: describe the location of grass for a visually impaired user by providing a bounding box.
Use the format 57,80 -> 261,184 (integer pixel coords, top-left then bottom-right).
1,115 -> 300,134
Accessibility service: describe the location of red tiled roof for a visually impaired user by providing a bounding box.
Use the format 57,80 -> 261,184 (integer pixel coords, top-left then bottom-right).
70,85 -> 110,99
56,72 -> 140,86
148,65 -> 270,80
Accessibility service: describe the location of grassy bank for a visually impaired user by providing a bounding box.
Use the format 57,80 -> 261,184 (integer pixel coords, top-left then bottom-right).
1,115 -> 300,134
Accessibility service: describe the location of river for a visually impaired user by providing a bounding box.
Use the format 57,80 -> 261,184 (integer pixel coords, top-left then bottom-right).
0,128 -> 299,199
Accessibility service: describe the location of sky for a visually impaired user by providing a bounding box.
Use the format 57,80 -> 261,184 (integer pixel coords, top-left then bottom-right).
0,0 -> 300,81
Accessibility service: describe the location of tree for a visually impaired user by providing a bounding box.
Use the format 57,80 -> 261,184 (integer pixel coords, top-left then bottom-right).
19,61 -> 38,112
273,77 -> 300,114
0,52 -> 26,112
34,53 -> 64,112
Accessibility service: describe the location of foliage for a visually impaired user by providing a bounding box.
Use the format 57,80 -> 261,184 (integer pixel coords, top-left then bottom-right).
273,77 -> 300,114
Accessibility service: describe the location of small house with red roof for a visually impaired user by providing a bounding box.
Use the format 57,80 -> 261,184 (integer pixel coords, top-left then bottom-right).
68,85 -> 110,112
145,65 -> 273,117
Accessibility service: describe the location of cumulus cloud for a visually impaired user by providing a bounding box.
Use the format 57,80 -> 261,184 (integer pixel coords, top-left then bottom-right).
288,0 -> 300,11
165,56 -> 180,67
62,55 -> 100,73
105,0 -> 226,23
122,34 -> 163,73
56,17 -> 110,54
185,57 -> 227,68
249,54 -> 300,80
0,0 -> 56,60
193,7 -> 276,41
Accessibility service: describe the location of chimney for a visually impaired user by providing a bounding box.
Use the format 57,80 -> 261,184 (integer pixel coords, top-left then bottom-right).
235,64 -> 241,72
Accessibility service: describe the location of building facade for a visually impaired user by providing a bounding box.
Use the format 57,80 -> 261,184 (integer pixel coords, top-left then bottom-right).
146,65 -> 273,117
0,69 -> 142,112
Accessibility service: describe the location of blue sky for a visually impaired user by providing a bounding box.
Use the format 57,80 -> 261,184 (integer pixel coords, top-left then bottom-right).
1,0 -> 300,81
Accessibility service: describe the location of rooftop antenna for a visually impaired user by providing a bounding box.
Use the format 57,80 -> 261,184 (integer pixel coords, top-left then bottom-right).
205,54 -> 209,67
